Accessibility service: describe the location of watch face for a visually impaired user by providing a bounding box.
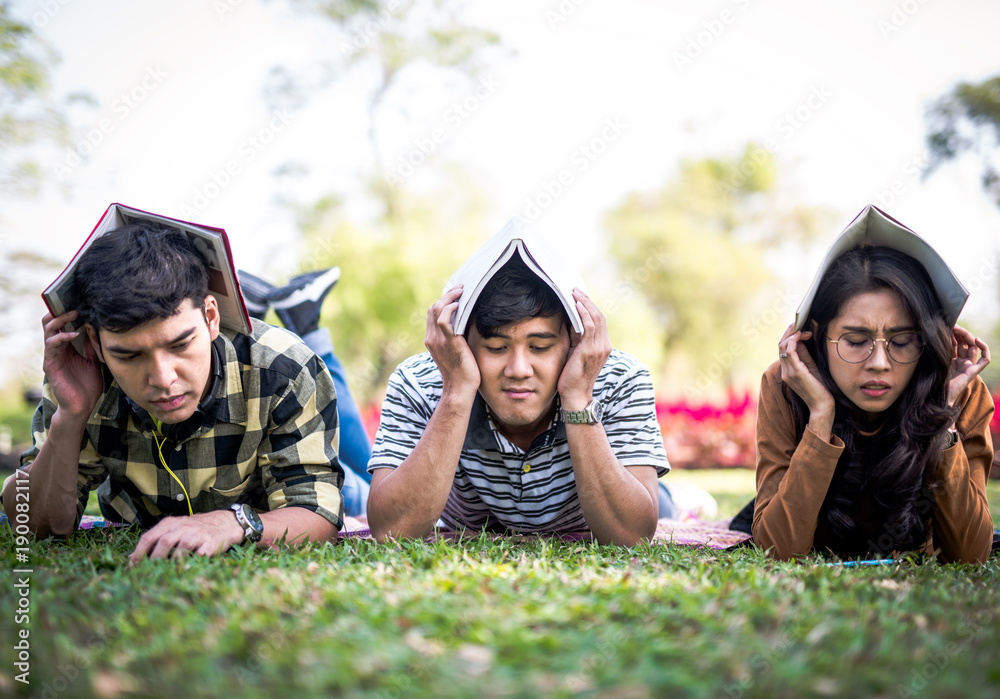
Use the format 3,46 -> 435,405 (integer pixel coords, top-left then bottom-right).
244,505 -> 263,529
233,503 -> 263,542
244,505 -> 263,540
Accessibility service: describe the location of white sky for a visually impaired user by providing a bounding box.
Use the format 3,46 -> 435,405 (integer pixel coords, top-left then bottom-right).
3,0 -> 1000,388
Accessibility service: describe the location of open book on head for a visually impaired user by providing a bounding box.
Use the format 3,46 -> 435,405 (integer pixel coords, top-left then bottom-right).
794,204 -> 969,331
43,203 -> 252,356
445,216 -> 587,336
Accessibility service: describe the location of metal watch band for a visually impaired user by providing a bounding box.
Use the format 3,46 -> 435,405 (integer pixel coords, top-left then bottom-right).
561,398 -> 603,424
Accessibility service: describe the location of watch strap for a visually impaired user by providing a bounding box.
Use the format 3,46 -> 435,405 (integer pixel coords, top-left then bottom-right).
560,398 -> 603,424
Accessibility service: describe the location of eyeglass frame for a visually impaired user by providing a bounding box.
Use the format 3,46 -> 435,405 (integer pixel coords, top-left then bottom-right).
827,331 -> 924,365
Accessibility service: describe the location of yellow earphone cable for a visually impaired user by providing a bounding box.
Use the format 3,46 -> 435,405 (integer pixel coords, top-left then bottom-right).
153,418 -> 193,516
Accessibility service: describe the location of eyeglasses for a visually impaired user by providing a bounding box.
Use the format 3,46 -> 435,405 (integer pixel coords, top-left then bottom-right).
828,332 -> 923,364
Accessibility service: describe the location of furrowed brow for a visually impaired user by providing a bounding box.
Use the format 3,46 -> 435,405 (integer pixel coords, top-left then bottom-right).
105,327 -> 196,355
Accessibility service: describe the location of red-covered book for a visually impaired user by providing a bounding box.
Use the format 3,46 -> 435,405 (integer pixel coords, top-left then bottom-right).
43,203 -> 251,355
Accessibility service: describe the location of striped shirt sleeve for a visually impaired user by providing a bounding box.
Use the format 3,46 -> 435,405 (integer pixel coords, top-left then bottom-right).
599,352 -> 670,475
368,354 -> 439,472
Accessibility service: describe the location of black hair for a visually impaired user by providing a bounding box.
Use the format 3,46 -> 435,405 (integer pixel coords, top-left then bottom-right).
788,246 -> 957,557
469,252 -> 569,339
73,222 -> 211,333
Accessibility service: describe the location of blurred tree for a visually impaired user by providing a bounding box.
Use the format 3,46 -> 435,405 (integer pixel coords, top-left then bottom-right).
0,1 -> 67,196
262,0 -> 504,404
298,167 -> 491,402
274,0 -> 501,218
0,2 -> 68,358
605,144 -> 828,390
924,74 -> 1000,206
924,74 -> 1000,353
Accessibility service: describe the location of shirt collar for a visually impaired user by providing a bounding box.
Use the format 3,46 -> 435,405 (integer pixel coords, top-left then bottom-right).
462,392 -> 565,451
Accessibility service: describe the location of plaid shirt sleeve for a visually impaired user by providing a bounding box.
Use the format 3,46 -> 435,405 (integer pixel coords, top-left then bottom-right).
11,380 -> 108,527
250,329 -> 345,529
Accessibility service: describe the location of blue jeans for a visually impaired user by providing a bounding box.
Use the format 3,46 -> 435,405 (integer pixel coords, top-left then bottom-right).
302,329 -> 372,517
657,482 -> 676,519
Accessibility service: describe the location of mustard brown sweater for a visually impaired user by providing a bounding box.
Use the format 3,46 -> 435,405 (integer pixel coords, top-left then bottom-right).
752,361 -> 995,563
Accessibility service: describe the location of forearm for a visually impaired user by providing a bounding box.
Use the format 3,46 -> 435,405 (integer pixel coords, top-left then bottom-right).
930,441 -> 993,564
566,423 -> 658,546
367,394 -> 473,541
259,507 -> 338,547
2,411 -> 89,539
753,426 -> 842,560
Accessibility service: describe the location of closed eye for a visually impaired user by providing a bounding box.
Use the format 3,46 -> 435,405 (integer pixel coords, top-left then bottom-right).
843,337 -> 869,349
889,334 -> 918,349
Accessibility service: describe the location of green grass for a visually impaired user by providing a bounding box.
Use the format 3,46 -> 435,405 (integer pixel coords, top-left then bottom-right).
2,471 -> 999,698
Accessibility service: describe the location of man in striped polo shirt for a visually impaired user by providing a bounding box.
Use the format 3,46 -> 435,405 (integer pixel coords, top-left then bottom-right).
367,254 -> 670,545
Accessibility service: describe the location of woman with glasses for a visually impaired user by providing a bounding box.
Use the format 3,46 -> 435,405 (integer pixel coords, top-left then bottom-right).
752,206 -> 994,562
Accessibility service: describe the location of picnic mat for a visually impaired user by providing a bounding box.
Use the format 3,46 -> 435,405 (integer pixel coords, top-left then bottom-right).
56,514 -> 752,550
340,515 -> 752,550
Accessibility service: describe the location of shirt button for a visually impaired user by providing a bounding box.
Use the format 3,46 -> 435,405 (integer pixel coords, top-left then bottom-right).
522,464 -> 531,473
175,493 -> 185,501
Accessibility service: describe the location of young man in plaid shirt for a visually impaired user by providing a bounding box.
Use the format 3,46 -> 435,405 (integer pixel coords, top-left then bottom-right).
1,224 -> 344,561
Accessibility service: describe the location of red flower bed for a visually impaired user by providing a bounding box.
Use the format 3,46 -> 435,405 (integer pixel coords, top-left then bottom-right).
657,391 -> 757,469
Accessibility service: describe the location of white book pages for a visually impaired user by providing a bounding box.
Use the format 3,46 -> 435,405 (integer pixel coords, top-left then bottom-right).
445,216 -> 586,335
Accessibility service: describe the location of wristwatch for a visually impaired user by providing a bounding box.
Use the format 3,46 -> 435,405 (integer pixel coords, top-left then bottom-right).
943,428 -> 959,449
560,398 -> 604,425
230,503 -> 263,543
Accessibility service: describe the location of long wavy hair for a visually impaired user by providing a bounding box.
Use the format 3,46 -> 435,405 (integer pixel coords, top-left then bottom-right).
787,246 -> 957,556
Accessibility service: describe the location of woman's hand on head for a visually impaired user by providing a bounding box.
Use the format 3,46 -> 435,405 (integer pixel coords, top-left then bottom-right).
777,324 -> 835,438
947,326 -> 990,407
